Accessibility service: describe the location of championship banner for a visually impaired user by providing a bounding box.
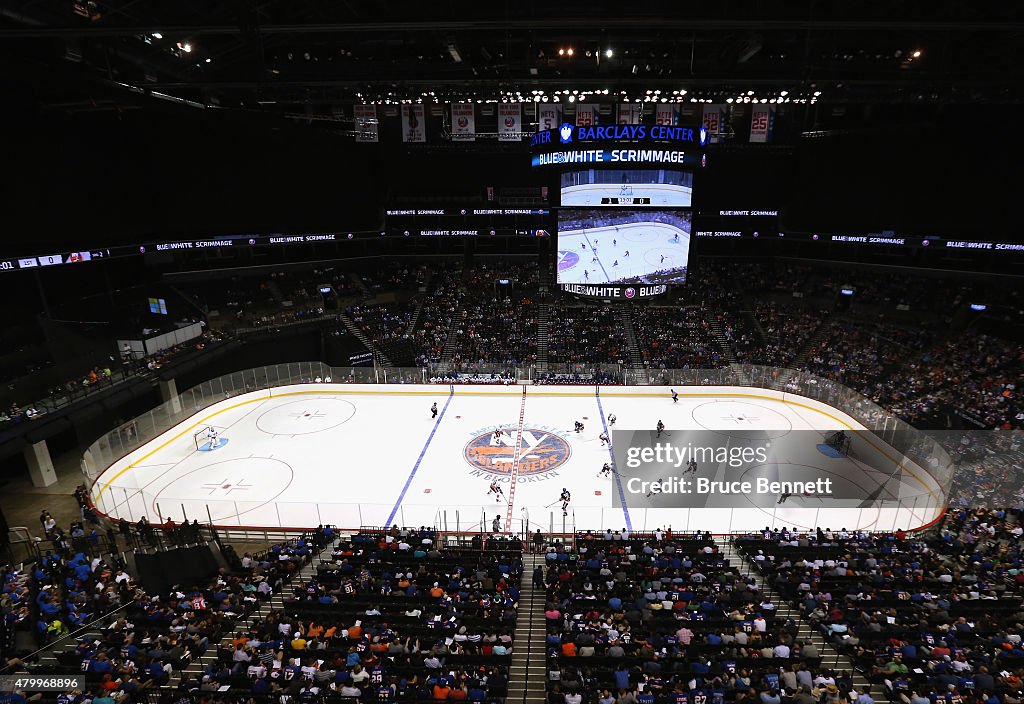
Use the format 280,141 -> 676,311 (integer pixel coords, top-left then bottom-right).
702,104 -> 726,143
401,104 -> 426,143
498,103 -> 522,141
617,103 -> 641,125
654,104 -> 679,126
353,105 -> 378,143
575,103 -> 599,127
451,103 -> 475,142
537,104 -> 562,132
749,105 -> 775,143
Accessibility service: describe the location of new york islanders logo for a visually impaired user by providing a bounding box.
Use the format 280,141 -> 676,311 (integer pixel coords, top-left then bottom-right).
624,287 -> 637,299
464,426 -> 571,477
557,250 -> 580,271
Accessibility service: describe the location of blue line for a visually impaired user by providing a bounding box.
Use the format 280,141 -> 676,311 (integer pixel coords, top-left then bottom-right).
595,386 -> 632,531
582,230 -> 613,283
385,387 -> 454,527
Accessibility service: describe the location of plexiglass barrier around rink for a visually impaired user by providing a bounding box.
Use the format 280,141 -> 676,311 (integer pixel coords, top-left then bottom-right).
81,362 -> 954,534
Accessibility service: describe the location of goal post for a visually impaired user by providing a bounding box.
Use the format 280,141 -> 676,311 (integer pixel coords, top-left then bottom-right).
193,426 -> 214,451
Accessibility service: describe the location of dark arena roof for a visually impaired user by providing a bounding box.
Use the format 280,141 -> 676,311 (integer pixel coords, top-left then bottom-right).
0,4 -> 1022,703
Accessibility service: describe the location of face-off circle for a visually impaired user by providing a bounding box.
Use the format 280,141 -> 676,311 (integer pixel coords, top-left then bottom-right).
256,397 -> 357,435
691,400 -> 793,439
153,457 -> 294,523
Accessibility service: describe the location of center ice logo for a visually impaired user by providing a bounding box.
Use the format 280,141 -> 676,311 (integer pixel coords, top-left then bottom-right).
464,427 -> 572,477
557,250 -> 580,271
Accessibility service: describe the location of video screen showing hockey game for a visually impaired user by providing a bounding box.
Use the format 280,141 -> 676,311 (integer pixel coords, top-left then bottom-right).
557,209 -> 692,285
560,169 -> 693,207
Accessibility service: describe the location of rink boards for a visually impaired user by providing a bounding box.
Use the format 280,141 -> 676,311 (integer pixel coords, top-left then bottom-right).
89,384 -> 945,534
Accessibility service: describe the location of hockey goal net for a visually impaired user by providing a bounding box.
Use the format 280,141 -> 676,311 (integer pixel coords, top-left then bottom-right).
193,426 -> 215,451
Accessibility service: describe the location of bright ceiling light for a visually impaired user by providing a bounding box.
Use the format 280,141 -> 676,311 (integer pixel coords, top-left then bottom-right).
605,49 -> 613,58
912,49 -> 922,58
151,32 -> 162,39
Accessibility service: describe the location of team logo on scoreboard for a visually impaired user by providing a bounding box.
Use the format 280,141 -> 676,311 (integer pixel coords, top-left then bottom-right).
557,250 -> 580,271
699,125 -> 709,146
559,123 -> 574,144
458,117 -> 469,128
464,424 -> 571,481
624,287 -> 637,299
504,117 -> 516,127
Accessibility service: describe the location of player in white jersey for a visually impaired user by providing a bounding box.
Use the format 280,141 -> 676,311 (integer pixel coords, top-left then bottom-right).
607,413 -> 617,427
488,481 -> 506,503
208,428 -> 221,449
599,432 -> 610,447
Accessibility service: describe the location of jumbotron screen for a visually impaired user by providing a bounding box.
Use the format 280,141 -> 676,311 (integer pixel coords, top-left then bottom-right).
560,169 -> 693,207
556,209 -> 692,286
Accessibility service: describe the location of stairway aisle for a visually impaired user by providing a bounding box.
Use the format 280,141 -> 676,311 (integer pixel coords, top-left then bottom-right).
437,303 -> 467,372
336,310 -> 393,366
714,537 -> 875,696
507,552 -> 548,704
615,308 -> 647,384
708,317 -> 739,364
181,535 -> 341,681
535,302 -> 550,372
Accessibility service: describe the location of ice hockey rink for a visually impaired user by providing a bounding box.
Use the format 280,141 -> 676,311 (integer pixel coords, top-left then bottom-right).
557,222 -> 690,285
560,183 -> 693,207
90,384 -> 945,535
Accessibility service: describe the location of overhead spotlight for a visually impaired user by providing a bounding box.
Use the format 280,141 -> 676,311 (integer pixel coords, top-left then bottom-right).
605,48 -> 613,58
204,57 -> 211,63
559,48 -> 565,56
746,90 -> 754,96
151,32 -> 162,39
680,89 -> 687,95
568,95 -> 575,102
566,47 -> 574,56
177,41 -> 192,53
911,49 -> 922,58
726,97 -> 734,103
779,90 -> 788,97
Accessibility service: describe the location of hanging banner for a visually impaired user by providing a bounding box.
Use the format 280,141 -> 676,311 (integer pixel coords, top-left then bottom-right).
451,103 -> 476,141
498,103 -> 522,141
537,104 -> 562,132
654,104 -> 680,126
575,103 -> 599,127
353,105 -> 379,143
749,105 -> 775,143
401,104 -> 426,143
617,104 -> 641,125
702,104 -> 726,143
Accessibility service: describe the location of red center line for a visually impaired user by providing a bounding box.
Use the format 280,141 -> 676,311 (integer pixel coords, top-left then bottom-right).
504,385 -> 528,532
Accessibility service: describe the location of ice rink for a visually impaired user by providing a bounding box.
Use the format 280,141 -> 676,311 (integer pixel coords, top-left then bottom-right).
90,384 -> 945,535
560,183 -> 693,207
557,222 -> 690,285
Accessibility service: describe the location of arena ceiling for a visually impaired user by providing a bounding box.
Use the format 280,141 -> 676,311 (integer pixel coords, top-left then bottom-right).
1,1 -> 1023,116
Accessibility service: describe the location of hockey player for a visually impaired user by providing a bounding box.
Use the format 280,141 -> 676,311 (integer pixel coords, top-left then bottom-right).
488,481 -> 506,503
671,389 -> 679,403
559,488 -> 571,516
599,463 -> 613,478
492,515 -> 502,533
624,250 -> 630,258
584,270 -> 589,280
613,239 -> 617,247
685,458 -> 698,475
613,260 -> 619,267
656,420 -> 665,438
607,413 -> 617,427
208,428 -> 220,449
574,421 -> 585,434
430,402 -> 438,419
599,431 -> 610,447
